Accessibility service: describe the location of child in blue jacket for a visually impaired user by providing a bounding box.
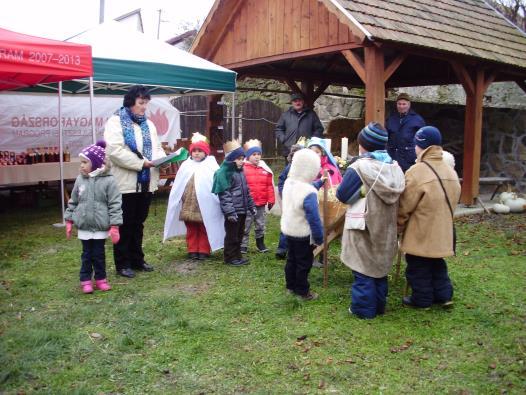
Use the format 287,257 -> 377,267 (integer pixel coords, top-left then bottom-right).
276,144 -> 324,259
280,149 -> 323,301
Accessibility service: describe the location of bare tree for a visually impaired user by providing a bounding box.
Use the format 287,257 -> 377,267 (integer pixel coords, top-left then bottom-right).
487,0 -> 526,31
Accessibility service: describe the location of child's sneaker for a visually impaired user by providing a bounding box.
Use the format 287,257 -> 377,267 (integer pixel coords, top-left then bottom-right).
80,280 -> 93,294
240,247 -> 248,254
226,259 -> 249,266
275,249 -> 287,259
256,237 -> 269,253
312,259 -> 323,268
95,279 -> 111,291
299,291 -> 318,301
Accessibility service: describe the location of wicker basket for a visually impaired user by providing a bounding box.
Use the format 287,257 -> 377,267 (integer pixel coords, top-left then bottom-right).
318,186 -> 347,226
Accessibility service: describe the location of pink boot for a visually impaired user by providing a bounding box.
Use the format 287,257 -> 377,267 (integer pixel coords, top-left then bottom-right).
80,280 -> 93,294
95,279 -> 111,291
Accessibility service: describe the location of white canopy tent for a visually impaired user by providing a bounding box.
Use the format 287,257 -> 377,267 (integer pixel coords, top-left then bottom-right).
20,21 -> 237,224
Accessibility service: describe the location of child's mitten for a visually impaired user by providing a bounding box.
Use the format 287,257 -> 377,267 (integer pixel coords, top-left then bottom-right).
66,221 -> 73,239
109,226 -> 120,244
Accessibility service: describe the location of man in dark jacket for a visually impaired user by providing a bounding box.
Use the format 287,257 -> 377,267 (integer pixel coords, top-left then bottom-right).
275,93 -> 324,157
386,93 -> 425,172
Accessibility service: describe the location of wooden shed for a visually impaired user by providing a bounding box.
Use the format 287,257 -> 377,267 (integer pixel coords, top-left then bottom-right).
191,0 -> 526,205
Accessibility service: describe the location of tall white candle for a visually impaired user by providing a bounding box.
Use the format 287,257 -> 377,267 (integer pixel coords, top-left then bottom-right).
324,138 -> 332,153
341,137 -> 348,159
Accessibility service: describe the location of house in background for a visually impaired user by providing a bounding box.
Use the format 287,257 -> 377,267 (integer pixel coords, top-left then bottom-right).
114,8 -> 144,33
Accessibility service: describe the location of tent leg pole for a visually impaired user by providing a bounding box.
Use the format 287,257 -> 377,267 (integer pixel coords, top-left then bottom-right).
89,76 -> 96,144
232,93 -> 237,141
54,81 -> 66,228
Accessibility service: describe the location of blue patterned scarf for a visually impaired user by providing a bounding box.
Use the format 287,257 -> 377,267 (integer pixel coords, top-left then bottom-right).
118,106 -> 152,192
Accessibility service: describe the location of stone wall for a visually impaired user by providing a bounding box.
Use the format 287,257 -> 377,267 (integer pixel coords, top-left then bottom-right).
396,82 -> 526,109
408,102 -> 526,192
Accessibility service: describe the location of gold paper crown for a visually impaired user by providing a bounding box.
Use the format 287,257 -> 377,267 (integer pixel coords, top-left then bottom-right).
223,139 -> 241,154
191,132 -> 208,144
296,136 -> 308,147
243,139 -> 262,151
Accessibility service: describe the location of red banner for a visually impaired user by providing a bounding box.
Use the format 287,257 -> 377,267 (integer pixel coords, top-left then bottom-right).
0,27 -> 93,90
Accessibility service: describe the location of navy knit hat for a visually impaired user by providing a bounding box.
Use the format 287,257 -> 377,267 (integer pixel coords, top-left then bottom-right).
357,122 -> 388,152
225,146 -> 245,162
414,126 -> 442,149
245,146 -> 262,158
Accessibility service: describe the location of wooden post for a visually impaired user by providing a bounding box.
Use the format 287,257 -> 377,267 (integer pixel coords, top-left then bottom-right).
450,61 -> 496,205
207,94 -> 224,159
301,80 -> 315,108
364,46 -> 385,124
341,47 -> 388,124
452,67 -> 486,205
322,169 -> 329,288
394,247 -> 402,283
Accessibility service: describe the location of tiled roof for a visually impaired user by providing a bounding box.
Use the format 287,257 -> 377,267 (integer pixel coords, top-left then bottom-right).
335,0 -> 526,69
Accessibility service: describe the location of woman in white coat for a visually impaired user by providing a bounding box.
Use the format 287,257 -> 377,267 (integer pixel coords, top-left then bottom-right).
104,85 -> 166,278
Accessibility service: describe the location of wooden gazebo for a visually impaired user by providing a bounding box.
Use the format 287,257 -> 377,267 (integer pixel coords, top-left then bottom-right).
191,0 -> 526,205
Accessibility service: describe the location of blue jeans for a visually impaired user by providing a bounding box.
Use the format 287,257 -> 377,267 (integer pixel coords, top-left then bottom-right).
350,271 -> 388,319
80,239 -> 106,281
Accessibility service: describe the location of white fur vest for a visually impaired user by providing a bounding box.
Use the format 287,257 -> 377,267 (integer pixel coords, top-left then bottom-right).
280,148 -> 320,238
281,179 -> 317,238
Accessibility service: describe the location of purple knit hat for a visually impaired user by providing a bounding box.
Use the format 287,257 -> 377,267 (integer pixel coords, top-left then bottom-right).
80,140 -> 106,171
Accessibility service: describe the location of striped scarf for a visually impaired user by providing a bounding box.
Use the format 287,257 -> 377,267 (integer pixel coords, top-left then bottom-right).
118,106 -> 152,192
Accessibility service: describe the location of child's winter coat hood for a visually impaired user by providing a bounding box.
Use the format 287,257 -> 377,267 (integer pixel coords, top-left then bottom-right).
288,148 -> 320,183
354,155 -> 405,205
307,137 -> 338,169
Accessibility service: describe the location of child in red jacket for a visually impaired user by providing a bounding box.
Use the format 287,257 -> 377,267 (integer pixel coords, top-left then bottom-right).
241,139 -> 275,253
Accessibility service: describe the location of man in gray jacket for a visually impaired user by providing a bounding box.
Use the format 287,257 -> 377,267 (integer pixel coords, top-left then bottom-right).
275,93 -> 324,158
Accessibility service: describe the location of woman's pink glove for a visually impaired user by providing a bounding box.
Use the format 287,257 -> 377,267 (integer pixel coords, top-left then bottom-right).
66,221 -> 73,239
109,226 -> 120,244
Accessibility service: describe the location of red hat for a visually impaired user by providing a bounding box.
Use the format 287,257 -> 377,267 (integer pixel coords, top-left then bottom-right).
189,140 -> 210,156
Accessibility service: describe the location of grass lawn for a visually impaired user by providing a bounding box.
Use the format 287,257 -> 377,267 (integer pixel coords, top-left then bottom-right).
1,196 -> 525,394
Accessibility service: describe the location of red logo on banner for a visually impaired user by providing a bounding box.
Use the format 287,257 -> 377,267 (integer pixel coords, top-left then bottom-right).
148,109 -> 169,135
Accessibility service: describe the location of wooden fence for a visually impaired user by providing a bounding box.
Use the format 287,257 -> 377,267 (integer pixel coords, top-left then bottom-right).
171,96 -> 283,157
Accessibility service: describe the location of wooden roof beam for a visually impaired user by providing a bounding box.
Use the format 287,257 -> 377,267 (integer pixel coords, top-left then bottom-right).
484,71 -> 497,92
515,79 -> 526,94
236,71 -> 363,89
285,79 -> 302,95
312,81 -> 331,102
190,0 -> 222,55
450,61 -> 475,96
223,43 -> 364,70
341,49 -> 366,84
384,54 -> 406,82
240,67 -> 362,85
301,81 -> 315,107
